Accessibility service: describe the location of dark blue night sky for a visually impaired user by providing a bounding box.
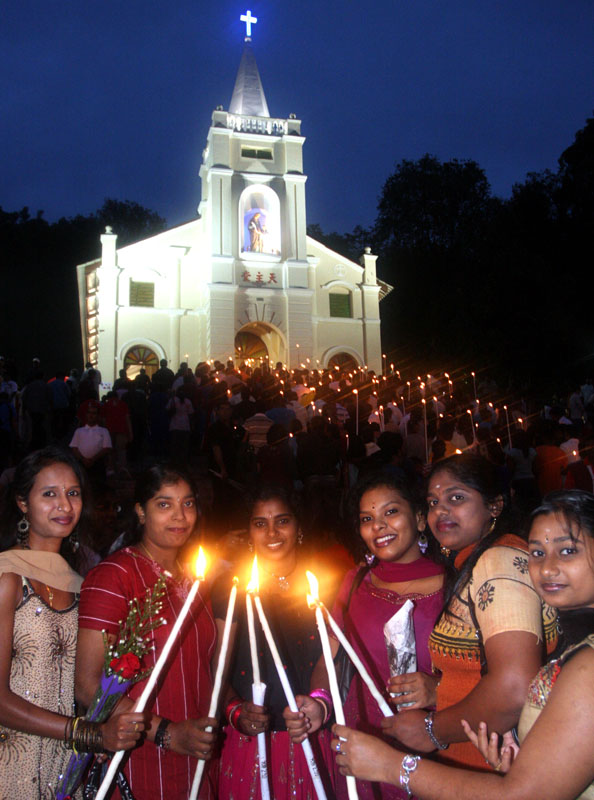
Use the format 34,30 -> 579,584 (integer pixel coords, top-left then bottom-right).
2,1 -> 593,235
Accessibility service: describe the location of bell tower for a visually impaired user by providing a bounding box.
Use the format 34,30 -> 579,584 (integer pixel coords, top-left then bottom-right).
198,11 -> 311,362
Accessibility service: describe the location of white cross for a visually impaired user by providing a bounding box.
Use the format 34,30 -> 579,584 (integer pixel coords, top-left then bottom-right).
240,9 -> 258,37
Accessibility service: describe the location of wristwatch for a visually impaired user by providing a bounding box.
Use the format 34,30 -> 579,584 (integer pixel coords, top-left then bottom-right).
400,754 -> 420,798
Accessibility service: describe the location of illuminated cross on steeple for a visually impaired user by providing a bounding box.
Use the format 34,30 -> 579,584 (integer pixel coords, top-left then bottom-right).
240,9 -> 258,38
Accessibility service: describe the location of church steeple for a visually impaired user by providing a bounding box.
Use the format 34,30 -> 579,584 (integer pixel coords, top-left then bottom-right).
228,33 -> 270,118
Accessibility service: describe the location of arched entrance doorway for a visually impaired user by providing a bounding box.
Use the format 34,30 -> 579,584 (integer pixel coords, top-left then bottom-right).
328,351 -> 359,372
235,322 -> 285,367
124,345 -> 159,379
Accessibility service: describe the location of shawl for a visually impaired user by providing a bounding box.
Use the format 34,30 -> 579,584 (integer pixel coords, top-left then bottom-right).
0,549 -> 82,592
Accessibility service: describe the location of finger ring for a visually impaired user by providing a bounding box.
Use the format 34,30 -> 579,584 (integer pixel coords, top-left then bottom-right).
134,722 -> 139,732
335,742 -> 342,753
494,760 -> 502,772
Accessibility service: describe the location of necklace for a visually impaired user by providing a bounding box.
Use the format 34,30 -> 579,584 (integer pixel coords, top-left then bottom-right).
139,542 -> 183,579
45,585 -> 54,608
261,560 -> 298,592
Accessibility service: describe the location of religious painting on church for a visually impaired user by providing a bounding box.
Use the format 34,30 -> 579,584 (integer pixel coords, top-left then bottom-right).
240,185 -> 281,256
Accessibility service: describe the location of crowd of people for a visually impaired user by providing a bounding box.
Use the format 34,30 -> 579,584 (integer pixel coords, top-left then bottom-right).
0,353 -> 593,799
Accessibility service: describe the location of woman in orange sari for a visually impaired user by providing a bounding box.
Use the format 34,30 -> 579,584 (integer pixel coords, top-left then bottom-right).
380,454 -> 556,769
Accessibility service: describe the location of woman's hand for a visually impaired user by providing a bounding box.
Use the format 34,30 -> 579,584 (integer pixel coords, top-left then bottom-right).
168,717 -> 218,759
283,695 -> 325,743
331,724 -> 400,786
101,711 -> 147,752
237,701 -> 270,737
380,709 -> 435,752
388,672 -> 440,711
461,719 -> 518,773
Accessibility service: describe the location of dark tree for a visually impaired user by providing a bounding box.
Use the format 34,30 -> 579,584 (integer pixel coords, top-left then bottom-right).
0,200 -> 166,380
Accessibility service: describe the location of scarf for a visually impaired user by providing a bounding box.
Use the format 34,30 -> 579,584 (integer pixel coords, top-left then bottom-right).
372,556 -> 444,582
0,549 -> 82,592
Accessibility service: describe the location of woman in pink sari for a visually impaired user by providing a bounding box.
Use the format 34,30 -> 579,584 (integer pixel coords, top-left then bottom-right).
286,472 -> 445,799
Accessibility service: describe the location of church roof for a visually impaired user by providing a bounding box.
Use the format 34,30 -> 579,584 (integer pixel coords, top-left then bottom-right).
229,39 -> 270,118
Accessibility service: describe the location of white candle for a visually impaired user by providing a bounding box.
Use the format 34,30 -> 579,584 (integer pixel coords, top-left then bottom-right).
467,409 -> 477,445
471,371 -> 477,401
307,573 -> 358,800
422,399 -> 429,464
96,548 -> 208,800
246,558 -> 271,799
353,389 -> 359,435
253,594 -> 328,800
322,602 -> 393,718
504,405 -> 512,449
190,576 -> 238,800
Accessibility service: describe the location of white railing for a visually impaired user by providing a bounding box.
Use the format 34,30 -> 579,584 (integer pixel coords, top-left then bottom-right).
226,114 -> 288,135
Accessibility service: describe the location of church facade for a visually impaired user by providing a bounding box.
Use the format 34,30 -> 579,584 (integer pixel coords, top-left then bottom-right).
77,34 -> 391,383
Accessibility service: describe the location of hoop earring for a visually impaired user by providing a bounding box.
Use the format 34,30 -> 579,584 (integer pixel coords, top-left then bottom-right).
17,515 -> 30,547
364,551 -> 377,567
418,531 -> 429,554
248,540 -> 254,553
297,531 -> 303,546
487,517 -> 497,535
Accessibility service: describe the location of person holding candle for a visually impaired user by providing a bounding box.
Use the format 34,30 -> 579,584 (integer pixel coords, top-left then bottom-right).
378,454 -> 557,769
210,485 -> 336,799
285,472 -> 445,799
0,447 -> 145,798
331,489 -> 594,800
76,464 -> 218,800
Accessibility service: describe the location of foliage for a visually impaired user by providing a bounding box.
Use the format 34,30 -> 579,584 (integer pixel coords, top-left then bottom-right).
309,117 -> 594,389
0,199 -> 166,376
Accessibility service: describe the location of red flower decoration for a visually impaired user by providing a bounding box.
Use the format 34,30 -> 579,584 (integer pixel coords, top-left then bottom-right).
110,652 -> 141,679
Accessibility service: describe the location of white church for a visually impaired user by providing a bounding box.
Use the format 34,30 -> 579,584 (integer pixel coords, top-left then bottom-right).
77,14 -> 392,383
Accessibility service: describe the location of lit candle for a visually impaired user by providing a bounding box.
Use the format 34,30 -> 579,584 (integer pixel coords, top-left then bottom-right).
407,381 -> 411,402
190,576 -> 239,800
253,582 -> 328,800
504,405 -> 512,449
471,371 -> 477,401
379,405 -> 384,432
96,549 -> 208,800
401,396 -> 407,438
467,409 -> 477,445
306,572 -> 358,800
353,389 -> 359,435
246,559 -> 271,799
319,595 -> 393,718
382,353 -> 387,376
422,399 -> 429,463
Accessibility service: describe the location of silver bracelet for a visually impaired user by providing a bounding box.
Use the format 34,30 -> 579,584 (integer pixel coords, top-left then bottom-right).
400,754 -> 420,798
424,711 -> 449,750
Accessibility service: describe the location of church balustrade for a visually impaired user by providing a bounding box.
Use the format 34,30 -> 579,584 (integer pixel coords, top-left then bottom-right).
226,113 -> 288,136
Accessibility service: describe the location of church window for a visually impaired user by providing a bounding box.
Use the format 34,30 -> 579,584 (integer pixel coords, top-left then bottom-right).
129,280 -> 154,307
239,185 -> 281,256
241,147 -> 273,160
329,292 -> 352,318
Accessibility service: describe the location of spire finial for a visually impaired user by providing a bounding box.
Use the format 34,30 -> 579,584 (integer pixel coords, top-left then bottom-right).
240,9 -> 258,38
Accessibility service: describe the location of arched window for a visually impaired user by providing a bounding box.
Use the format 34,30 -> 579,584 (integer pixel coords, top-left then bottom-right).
124,345 -> 159,378
239,185 -> 281,256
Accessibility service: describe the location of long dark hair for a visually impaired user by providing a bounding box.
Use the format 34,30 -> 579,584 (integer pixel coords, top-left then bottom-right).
0,446 -> 89,569
346,470 -> 431,563
428,454 -> 513,615
127,463 -> 198,546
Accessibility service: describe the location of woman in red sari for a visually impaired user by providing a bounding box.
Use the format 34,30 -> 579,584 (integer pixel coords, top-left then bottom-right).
76,464 -> 218,800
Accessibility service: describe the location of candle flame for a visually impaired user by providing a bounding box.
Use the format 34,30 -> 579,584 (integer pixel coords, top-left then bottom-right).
306,570 -> 320,609
195,546 -> 207,580
455,448 -> 463,454
247,556 -> 259,594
